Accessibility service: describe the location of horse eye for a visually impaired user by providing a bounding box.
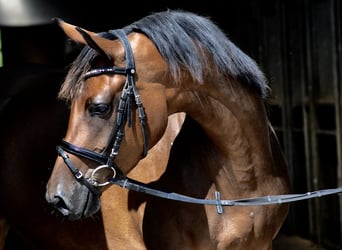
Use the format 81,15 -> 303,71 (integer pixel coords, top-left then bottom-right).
88,103 -> 112,118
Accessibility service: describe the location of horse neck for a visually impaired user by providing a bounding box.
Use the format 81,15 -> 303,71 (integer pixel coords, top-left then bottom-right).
168,80 -> 275,193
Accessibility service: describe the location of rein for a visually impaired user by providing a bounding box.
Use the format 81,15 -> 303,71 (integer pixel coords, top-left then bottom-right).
56,29 -> 342,213
108,176 -> 342,214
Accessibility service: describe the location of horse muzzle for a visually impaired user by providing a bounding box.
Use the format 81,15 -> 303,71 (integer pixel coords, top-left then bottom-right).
45,180 -> 101,221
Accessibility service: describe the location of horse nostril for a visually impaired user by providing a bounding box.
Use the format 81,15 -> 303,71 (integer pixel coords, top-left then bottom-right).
51,196 -> 70,216
53,196 -> 66,208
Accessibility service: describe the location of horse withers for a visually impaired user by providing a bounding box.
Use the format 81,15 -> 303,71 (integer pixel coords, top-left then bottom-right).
45,10 -> 291,249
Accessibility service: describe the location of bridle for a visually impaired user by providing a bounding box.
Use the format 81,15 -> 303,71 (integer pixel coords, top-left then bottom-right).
56,29 -> 148,197
56,29 -> 342,212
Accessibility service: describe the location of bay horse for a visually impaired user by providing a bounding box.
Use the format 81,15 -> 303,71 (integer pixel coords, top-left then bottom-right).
45,10 -> 291,249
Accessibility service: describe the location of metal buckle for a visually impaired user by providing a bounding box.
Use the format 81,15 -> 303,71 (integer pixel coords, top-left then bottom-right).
75,170 -> 83,179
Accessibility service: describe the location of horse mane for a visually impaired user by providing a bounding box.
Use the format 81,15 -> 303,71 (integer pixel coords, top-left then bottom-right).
59,10 -> 269,102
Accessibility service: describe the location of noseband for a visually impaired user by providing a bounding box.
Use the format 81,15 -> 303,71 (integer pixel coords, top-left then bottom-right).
56,29 -> 148,196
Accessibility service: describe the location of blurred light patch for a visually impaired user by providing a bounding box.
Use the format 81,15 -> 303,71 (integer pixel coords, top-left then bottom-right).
0,0 -> 63,26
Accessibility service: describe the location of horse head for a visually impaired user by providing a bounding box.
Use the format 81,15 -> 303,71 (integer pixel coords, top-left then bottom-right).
45,19 -> 179,220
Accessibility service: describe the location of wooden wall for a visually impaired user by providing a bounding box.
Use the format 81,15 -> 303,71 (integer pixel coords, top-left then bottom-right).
253,0 -> 342,248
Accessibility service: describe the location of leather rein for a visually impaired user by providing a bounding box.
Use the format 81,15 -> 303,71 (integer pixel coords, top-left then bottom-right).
56,29 -> 342,213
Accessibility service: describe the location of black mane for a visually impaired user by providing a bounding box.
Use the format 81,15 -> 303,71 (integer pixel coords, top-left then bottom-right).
59,10 -> 268,101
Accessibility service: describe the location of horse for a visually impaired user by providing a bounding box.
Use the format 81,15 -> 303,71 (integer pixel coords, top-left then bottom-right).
0,65 -> 107,249
45,10 -> 291,249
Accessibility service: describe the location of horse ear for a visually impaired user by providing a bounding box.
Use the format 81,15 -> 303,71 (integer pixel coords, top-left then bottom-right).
54,18 -> 113,61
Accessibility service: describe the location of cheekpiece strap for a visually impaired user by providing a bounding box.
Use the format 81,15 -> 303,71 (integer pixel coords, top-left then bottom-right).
109,29 -> 136,71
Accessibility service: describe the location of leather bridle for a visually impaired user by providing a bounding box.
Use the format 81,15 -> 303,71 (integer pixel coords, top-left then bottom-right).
56,29 -> 148,197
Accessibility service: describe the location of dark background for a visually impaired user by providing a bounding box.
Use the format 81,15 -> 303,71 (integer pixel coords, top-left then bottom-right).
0,0 -> 261,67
